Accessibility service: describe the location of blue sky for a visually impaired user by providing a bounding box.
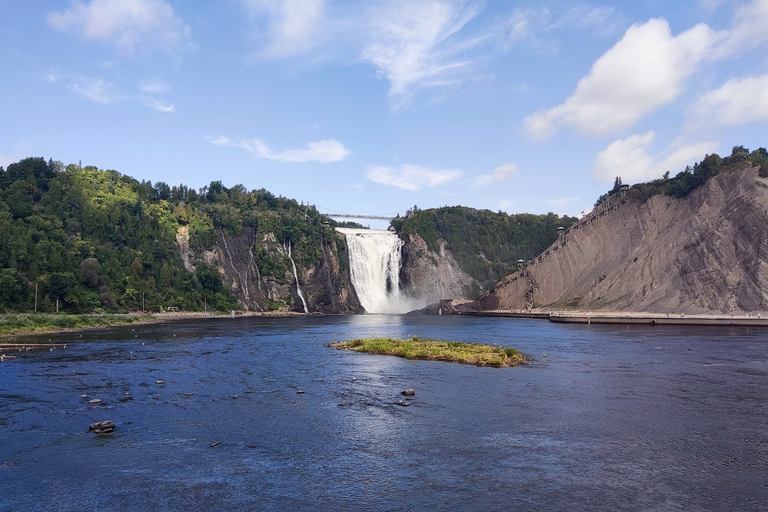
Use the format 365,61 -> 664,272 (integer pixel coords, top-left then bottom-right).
2,0 -> 768,225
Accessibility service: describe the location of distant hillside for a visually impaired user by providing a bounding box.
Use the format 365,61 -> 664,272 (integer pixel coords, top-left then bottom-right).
480,146 -> 768,314
0,158 -> 360,314
392,206 -> 577,296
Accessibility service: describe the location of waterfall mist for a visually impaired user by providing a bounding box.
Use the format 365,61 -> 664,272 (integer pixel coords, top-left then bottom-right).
337,228 -> 419,314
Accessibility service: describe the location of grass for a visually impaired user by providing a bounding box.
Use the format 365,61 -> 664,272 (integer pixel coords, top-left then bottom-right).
0,313 -> 151,336
329,336 -> 527,367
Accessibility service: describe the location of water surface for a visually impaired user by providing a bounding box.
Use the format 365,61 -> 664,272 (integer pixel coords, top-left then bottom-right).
1,316 -> 766,511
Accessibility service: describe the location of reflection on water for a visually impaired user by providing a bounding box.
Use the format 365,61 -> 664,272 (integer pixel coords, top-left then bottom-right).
1,316 -> 767,511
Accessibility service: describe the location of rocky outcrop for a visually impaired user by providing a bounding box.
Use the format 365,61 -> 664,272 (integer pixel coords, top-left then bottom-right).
480,167 -> 768,314
399,232 -> 481,304
177,225 -> 363,314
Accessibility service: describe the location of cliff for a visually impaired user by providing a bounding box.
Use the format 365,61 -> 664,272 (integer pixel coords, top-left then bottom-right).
178,225 -> 362,314
399,232 -> 481,303
480,166 -> 768,314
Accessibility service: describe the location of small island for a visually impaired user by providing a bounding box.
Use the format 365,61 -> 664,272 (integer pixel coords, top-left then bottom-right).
329,337 -> 527,367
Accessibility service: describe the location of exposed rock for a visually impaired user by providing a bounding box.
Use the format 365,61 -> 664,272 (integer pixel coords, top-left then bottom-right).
88,420 -> 115,434
176,225 -> 363,314
401,388 -> 415,396
480,167 -> 768,314
394,400 -> 410,407
399,232 -> 480,304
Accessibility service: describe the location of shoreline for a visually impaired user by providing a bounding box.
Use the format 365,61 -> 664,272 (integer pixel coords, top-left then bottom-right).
465,310 -> 768,326
0,310 -> 310,340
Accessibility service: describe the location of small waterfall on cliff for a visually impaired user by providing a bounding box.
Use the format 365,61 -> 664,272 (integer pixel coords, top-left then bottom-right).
284,241 -> 309,314
337,228 -> 409,314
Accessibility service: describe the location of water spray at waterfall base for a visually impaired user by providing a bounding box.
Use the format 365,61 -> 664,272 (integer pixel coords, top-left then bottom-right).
337,228 -> 422,314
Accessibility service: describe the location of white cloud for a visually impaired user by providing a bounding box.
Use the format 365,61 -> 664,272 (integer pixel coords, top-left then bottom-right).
46,0 -> 191,55
45,69 -> 60,83
545,197 -> 580,209
498,199 -> 514,212
68,75 -> 120,104
471,163 -> 519,188
692,73 -> 768,125
208,136 -> 350,163
525,19 -> 715,139
140,77 -> 172,94
593,131 -> 718,183
58,73 -> 174,112
241,0 -> 326,59
361,0 -> 486,108
366,164 -> 463,191
140,98 -> 175,113
551,5 -> 617,34
505,5 -> 618,52
493,163 -> 518,181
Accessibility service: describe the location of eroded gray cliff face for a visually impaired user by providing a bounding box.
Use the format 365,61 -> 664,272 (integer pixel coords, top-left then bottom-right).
176,225 -> 363,314
399,232 -> 481,304
480,167 -> 768,314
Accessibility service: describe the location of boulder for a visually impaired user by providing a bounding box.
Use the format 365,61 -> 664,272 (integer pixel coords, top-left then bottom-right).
88,420 -> 115,434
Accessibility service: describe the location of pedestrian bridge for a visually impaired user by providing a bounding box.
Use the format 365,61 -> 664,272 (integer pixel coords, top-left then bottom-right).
325,213 -> 395,221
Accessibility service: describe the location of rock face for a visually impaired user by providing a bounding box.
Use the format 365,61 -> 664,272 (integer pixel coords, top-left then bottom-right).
480,167 -> 768,314
177,225 -> 363,314
399,232 -> 481,304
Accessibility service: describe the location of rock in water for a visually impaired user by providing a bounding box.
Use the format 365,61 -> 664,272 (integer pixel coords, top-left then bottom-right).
88,420 -> 115,434
402,388 -> 415,396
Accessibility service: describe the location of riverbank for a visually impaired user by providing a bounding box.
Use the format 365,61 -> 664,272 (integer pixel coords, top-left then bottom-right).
0,310 -> 308,339
329,337 -> 527,367
466,310 -> 768,326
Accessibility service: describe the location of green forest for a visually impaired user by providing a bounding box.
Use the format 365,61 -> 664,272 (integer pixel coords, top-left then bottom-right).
391,206 -> 577,286
0,157 -> 336,313
595,146 -> 768,206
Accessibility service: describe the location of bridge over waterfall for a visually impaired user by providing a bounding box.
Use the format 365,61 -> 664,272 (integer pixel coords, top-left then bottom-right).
325,213 -> 395,221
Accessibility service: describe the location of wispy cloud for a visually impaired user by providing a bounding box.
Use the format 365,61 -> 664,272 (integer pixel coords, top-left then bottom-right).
361,0 -> 486,109
545,197 -> 580,209
593,131 -> 718,183
56,72 -> 174,112
241,0 -> 327,59
140,76 -> 172,94
366,163 -> 463,190
505,5 -> 619,53
208,136 -> 351,163
68,75 -> 120,104
46,0 -> 192,55
140,97 -> 175,112
498,199 -> 514,212
472,163 -> 518,188
45,69 -> 61,83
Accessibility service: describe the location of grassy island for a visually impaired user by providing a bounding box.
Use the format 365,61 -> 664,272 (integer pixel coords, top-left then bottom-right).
330,337 -> 527,367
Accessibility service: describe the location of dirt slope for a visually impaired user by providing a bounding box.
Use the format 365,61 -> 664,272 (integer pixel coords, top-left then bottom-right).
479,167 -> 768,314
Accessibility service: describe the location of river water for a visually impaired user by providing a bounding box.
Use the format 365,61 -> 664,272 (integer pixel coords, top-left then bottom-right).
1,316 -> 766,511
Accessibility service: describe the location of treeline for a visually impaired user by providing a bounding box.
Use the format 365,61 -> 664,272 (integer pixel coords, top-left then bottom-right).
0,157 -> 336,313
392,206 -> 577,285
596,146 -> 768,206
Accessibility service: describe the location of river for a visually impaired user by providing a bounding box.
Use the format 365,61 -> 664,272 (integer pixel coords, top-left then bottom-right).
1,315 -> 766,511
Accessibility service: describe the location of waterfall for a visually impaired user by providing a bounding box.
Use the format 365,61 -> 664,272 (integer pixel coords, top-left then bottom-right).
337,228 -> 411,314
285,241 -> 309,314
